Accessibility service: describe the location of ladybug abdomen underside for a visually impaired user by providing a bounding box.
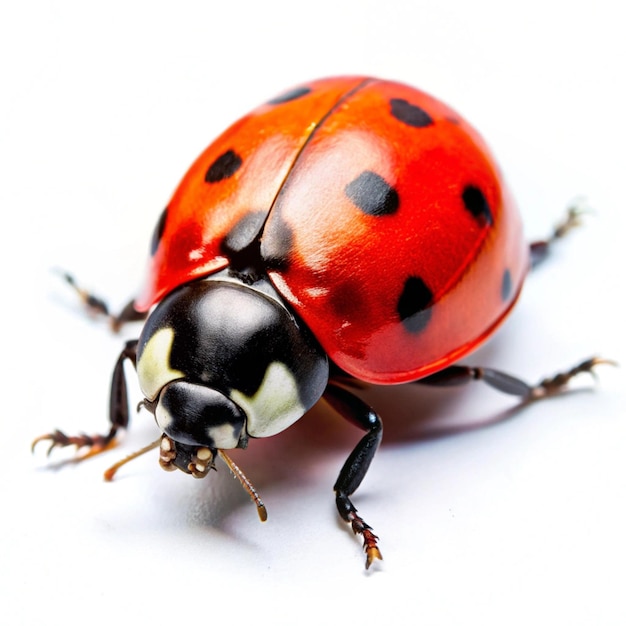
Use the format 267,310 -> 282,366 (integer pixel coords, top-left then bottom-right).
140,76 -> 528,384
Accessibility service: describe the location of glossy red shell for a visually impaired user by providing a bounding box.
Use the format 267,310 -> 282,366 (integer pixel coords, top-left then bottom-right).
136,76 -> 528,384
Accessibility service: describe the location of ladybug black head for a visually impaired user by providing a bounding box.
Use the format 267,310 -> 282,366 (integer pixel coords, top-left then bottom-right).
135,274 -> 329,475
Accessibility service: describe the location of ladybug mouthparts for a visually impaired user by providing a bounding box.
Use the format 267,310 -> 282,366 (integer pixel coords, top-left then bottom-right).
155,433 -> 267,522
157,434 -> 216,478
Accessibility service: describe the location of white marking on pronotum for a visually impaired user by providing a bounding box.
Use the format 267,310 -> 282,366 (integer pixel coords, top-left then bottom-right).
136,327 -> 185,401
230,361 -> 305,438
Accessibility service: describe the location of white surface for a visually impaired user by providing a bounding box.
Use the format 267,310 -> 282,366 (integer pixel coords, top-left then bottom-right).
2,1 -> 625,624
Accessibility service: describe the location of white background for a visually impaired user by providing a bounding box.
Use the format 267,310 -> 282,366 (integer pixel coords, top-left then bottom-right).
2,1 -> 625,624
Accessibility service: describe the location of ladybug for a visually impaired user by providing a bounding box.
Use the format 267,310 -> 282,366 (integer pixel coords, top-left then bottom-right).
34,76 -> 609,568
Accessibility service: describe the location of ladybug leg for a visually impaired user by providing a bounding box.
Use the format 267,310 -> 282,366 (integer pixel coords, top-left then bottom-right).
529,203 -> 587,268
416,357 -> 614,400
32,340 -> 139,458
324,382 -> 383,569
60,271 -> 146,331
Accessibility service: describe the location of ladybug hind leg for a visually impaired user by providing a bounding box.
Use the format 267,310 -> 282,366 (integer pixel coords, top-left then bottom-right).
324,382 -> 383,569
32,340 -> 139,459
416,356 -> 615,401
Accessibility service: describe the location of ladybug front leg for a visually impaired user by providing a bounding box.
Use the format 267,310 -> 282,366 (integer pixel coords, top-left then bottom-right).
324,382 -> 383,569
415,356 -> 614,400
61,272 -> 146,331
32,340 -> 139,458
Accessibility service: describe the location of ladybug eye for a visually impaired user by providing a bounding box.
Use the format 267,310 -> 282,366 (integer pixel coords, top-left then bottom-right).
150,207 -> 168,256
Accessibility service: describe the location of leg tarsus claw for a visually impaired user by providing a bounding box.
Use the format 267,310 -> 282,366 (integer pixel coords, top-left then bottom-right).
31,429 -> 116,459
534,356 -> 617,398
348,512 -> 383,569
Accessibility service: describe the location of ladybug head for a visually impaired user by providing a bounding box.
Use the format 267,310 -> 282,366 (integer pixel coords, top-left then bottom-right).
135,275 -> 329,477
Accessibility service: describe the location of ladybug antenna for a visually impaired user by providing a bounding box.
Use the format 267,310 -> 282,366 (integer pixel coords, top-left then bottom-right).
103,438 -> 161,481
218,450 -> 268,522
102,438 -> 268,521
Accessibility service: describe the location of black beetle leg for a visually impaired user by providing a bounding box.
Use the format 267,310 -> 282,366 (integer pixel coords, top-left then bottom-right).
529,203 -> 587,268
324,382 -> 383,569
32,340 -> 139,458
60,271 -> 146,332
415,356 -> 615,400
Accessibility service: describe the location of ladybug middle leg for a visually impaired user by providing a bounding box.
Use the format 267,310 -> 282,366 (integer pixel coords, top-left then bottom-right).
32,340 -> 139,458
529,204 -> 586,268
324,382 -> 384,569
33,272 -> 146,458
60,271 -> 146,331
415,356 -> 614,401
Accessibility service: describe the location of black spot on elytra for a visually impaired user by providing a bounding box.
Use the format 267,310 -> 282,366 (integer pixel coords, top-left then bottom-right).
205,150 -> 243,183
397,276 -> 433,333
328,277 -> 366,322
501,268 -> 512,301
345,171 -> 399,217
462,185 -> 493,226
222,212 -> 266,255
150,207 -> 167,256
268,86 -> 311,105
220,212 -> 269,281
390,98 -> 434,128
260,210 -> 294,270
